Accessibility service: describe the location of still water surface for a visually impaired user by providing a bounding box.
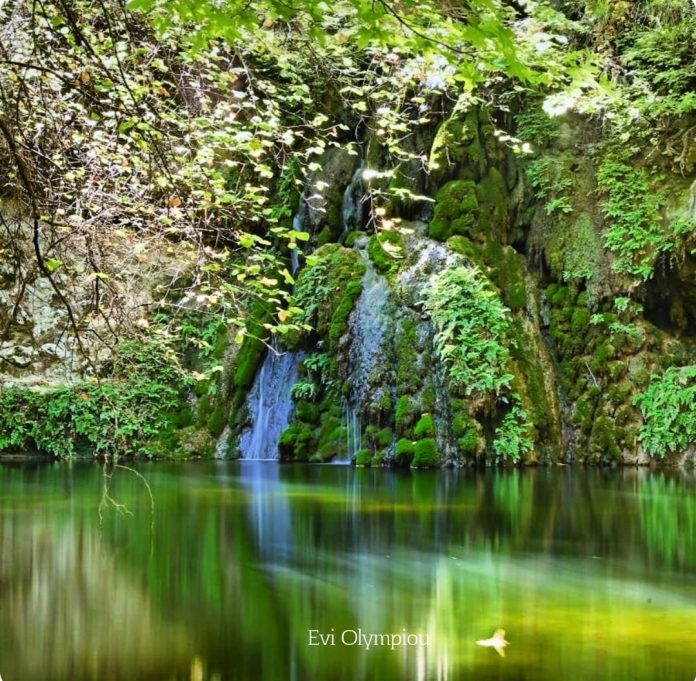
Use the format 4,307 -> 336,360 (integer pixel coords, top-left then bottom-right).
1,461 -> 696,680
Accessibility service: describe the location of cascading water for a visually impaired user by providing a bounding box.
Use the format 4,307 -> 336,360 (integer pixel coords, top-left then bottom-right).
343,242 -> 393,458
345,403 -> 362,462
290,199 -> 309,276
238,192 -> 313,460
239,345 -> 305,460
340,162 -> 364,242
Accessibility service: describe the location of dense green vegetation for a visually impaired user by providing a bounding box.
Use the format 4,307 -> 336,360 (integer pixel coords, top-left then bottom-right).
0,0 -> 694,464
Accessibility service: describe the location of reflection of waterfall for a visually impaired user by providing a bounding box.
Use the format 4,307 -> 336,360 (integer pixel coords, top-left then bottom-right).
239,346 -> 304,460
239,461 -> 294,561
340,162 -> 364,241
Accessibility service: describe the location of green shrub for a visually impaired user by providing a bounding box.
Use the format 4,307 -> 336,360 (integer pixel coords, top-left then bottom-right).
493,404 -> 534,463
0,339 -> 191,458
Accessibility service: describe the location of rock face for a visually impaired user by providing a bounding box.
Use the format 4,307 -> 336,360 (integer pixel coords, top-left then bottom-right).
0,201 -> 198,388
2,100 -> 693,465
226,104 -> 694,466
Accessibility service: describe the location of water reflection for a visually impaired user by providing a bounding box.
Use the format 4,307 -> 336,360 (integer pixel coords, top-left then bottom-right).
1,463 -> 696,680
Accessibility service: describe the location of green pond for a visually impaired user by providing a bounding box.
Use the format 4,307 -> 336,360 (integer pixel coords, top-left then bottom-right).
1,461 -> 696,680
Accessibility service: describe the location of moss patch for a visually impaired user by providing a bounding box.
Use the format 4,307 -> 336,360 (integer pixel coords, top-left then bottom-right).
412,438 -> 440,468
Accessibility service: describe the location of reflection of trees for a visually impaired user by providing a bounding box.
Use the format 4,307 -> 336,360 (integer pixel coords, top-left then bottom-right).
1,462 -> 696,681
639,470 -> 696,569
0,511 -> 192,680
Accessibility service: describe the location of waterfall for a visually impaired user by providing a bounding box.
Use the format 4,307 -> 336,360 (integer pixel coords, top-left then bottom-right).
239,345 -> 304,460
342,243 -> 393,456
347,247 -> 392,405
290,198 -> 309,276
340,162 -> 364,241
345,402 -> 362,460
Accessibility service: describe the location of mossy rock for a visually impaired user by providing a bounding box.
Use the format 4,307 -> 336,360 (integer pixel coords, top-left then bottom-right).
344,230 -> 366,247
365,424 -> 392,448
421,385 -> 437,413
394,438 -> 415,466
294,244 -> 366,347
211,323 -> 230,359
414,413 -> 435,438
395,317 -> 420,395
589,415 -> 622,461
395,395 -> 417,435
429,109 -> 485,183
206,405 -> 226,437
279,421 -> 316,461
197,392 -> 212,426
317,438 -> 348,462
367,231 -> 405,275
571,308 -> 592,334
447,235 -> 483,266
328,279 -> 363,353
457,428 -> 480,456
295,400 -> 321,424
452,408 -> 483,457
233,302 -> 272,390
428,180 -> 479,242
371,450 -> 388,466
546,211 -> 604,296
316,226 -> 334,247
355,449 -> 372,466
316,415 -> 348,462
178,427 -> 217,459
475,167 -> 508,240
483,243 -> 527,311
412,438 -> 440,468
376,427 -> 393,447
573,397 -> 595,431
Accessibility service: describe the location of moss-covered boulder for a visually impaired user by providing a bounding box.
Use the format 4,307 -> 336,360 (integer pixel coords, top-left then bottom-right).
395,438 -> 415,466
412,438 -> 440,468
428,180 -> 479,241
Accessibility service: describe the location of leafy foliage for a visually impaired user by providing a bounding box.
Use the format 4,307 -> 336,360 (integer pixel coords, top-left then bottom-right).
0,341 -> 191,458
596,150 -> 671,279
526,156 -> 574,216
422,266 -> 533,462
634,366 -> 696,457
129,0 -> 561,89
291,379 -> 318,401
493,405 -> 534,463
422,266 -> 514,396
